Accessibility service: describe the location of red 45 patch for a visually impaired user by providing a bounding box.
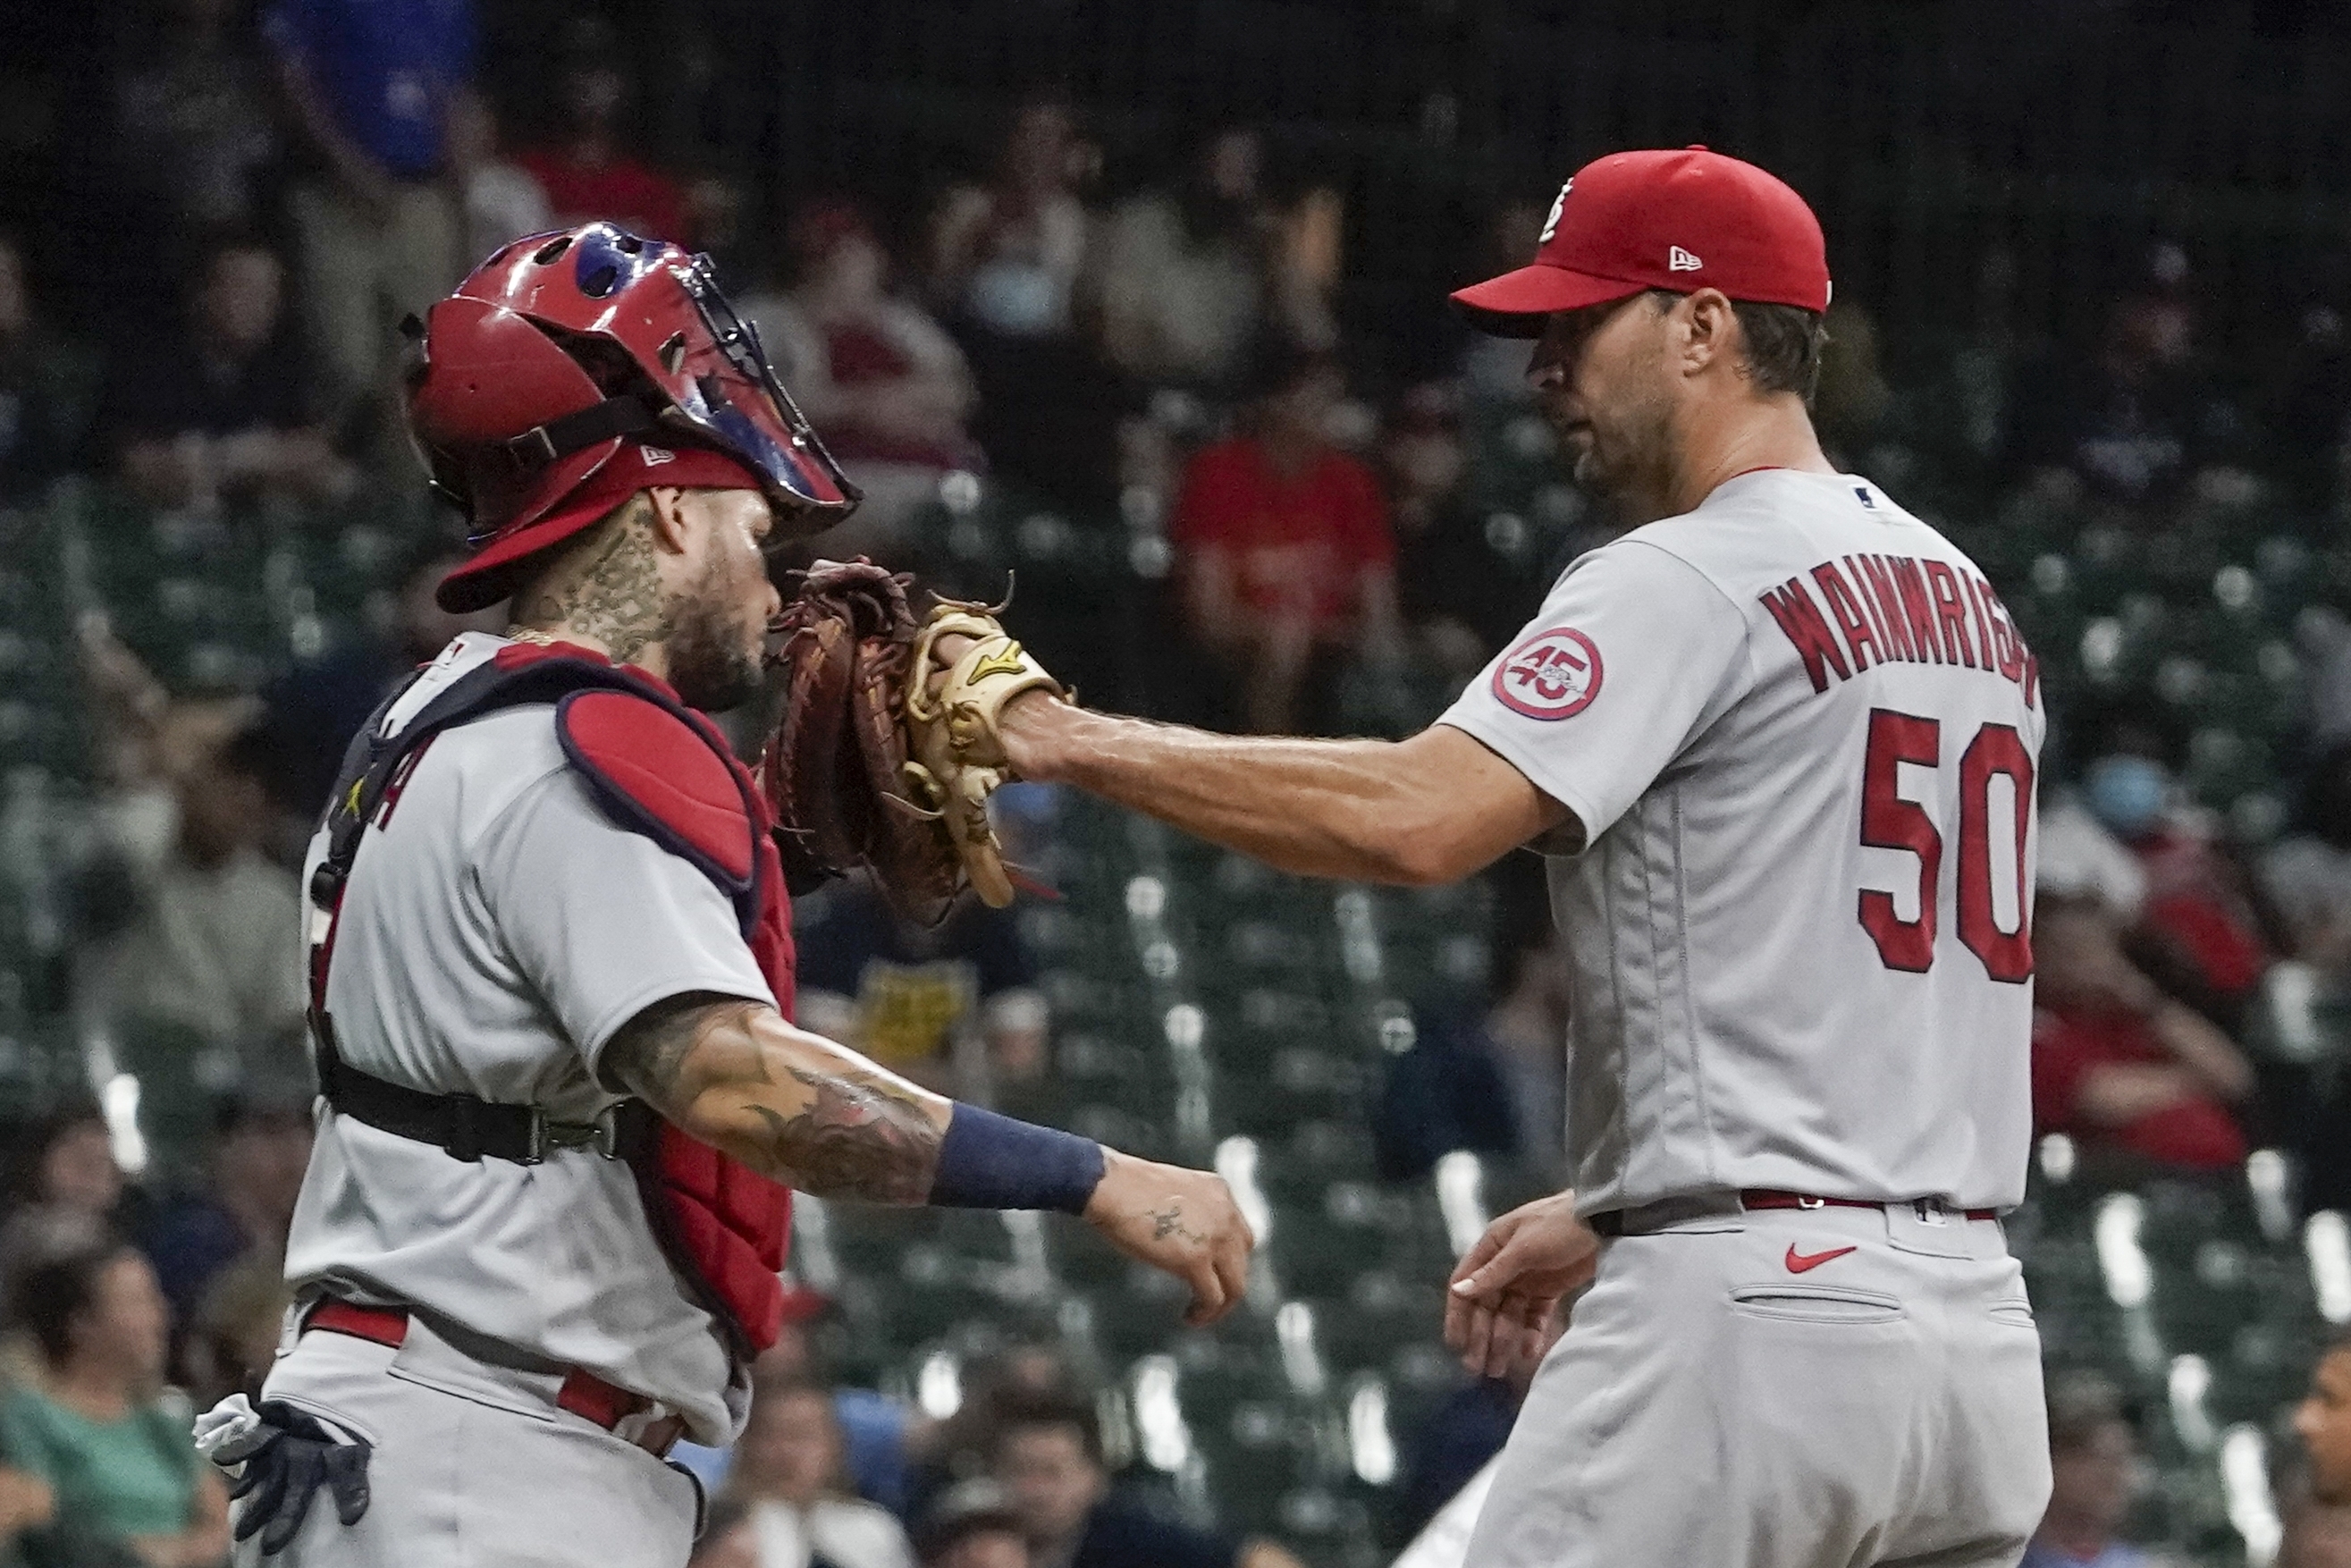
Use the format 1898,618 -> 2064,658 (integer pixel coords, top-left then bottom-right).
1493,627 -> 1604,720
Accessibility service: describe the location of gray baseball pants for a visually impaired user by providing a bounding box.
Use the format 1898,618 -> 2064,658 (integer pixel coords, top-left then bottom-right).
1464,1200 -> 2051,1568
230,1318 -> 702,1567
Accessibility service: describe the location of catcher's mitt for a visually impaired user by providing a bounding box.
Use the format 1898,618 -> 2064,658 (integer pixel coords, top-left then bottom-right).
761,560 -> 1062,921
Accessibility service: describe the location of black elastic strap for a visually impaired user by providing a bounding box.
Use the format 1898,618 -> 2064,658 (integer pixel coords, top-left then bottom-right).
316,1033 -> 628,1166
501,396 -> 659,471
322,1058 -> 542,1163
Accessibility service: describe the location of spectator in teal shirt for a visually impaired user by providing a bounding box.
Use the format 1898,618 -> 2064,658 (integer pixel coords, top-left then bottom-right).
1,1242 -> 227,1566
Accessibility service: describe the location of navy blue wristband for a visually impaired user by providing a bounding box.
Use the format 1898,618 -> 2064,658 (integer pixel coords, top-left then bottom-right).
930,1104 -> 1107,1215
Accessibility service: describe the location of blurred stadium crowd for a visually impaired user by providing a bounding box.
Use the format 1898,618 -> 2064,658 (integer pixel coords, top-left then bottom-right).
7,0 -> 2351,1564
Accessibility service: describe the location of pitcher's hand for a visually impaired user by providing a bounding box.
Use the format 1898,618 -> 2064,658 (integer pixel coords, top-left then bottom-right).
1086,1149 -> 1254,1325
1445,1191 -> 1599,1379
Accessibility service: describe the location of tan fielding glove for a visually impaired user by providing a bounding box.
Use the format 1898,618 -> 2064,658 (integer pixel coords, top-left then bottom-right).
902,601 -> 1067,906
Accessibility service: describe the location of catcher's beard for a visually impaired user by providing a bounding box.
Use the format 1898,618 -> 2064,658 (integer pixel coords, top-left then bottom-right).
664,558 -> 769,713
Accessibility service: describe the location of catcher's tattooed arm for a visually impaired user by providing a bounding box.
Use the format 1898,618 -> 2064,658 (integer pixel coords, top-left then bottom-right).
603,992 -> 1256,1319
1000,702 -> 1570,886
602,991 -> 948,1202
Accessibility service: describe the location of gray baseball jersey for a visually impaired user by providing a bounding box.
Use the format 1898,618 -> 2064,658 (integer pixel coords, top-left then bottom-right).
1439,468 -> 2042,1215
283,633 -> 777,1445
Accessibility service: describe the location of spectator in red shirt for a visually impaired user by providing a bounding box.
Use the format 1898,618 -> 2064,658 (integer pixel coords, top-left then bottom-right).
2079,747 -> 2271,1024
2030,893 -> 2254,1173
1170,346 -> 1400,733
515,19 -> 687,245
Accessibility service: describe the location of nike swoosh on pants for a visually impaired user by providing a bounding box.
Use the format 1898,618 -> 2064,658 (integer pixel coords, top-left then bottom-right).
1783,1243 -> 1858,1274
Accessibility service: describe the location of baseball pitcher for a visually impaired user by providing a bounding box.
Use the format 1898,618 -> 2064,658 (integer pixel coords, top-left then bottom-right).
932,148 -> 2052,1565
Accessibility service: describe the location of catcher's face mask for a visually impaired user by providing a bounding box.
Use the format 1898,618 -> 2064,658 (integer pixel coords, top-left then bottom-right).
409,222 -> 861,612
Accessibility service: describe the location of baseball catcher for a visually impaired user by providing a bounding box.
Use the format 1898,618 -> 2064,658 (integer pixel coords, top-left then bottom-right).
194,223 -> 1251,1567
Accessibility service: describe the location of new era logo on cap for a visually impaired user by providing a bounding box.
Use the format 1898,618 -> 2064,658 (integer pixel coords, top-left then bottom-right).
1450,146 -> 1831,336
641,445 -> 675,465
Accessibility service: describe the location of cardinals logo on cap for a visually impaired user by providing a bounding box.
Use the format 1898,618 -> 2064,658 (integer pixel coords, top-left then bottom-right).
1540,181 -> 1571,244
1451,148 -> 1832,331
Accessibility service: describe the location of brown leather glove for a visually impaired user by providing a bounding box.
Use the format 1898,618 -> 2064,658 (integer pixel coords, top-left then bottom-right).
762,560 -> 1061,921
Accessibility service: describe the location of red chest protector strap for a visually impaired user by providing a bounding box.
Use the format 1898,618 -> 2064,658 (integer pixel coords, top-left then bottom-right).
307,645 -> 796,1361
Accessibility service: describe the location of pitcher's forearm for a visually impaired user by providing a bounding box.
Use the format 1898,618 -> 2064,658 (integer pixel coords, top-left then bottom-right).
1005,701 -> 1435,881
1003,699 -> 1567,884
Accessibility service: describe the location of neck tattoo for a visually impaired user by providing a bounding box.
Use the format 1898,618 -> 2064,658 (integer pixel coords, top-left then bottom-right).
510,507 -> 676,665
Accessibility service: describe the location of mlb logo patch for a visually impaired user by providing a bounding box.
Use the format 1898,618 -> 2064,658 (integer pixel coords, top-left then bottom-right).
1494,627 -> 1605,720
1853,485 -> 1876,510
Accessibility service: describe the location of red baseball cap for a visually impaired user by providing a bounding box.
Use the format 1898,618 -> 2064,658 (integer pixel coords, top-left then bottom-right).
437,439 -> 766,611
1453,147 -> 1830,338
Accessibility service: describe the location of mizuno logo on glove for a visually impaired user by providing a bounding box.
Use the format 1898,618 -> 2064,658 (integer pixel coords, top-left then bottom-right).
967,645 -> 1031,682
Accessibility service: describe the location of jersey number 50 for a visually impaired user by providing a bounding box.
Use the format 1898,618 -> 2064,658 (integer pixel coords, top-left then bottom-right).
1857,708 -> 2035,982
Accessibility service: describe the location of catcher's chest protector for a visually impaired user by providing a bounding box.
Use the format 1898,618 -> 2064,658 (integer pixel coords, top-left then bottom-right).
551,665 -> 798,1360
312,643 -> 796,1361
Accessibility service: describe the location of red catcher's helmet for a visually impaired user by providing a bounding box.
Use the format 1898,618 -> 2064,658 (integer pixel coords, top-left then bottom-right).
407,222 -> 860,612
